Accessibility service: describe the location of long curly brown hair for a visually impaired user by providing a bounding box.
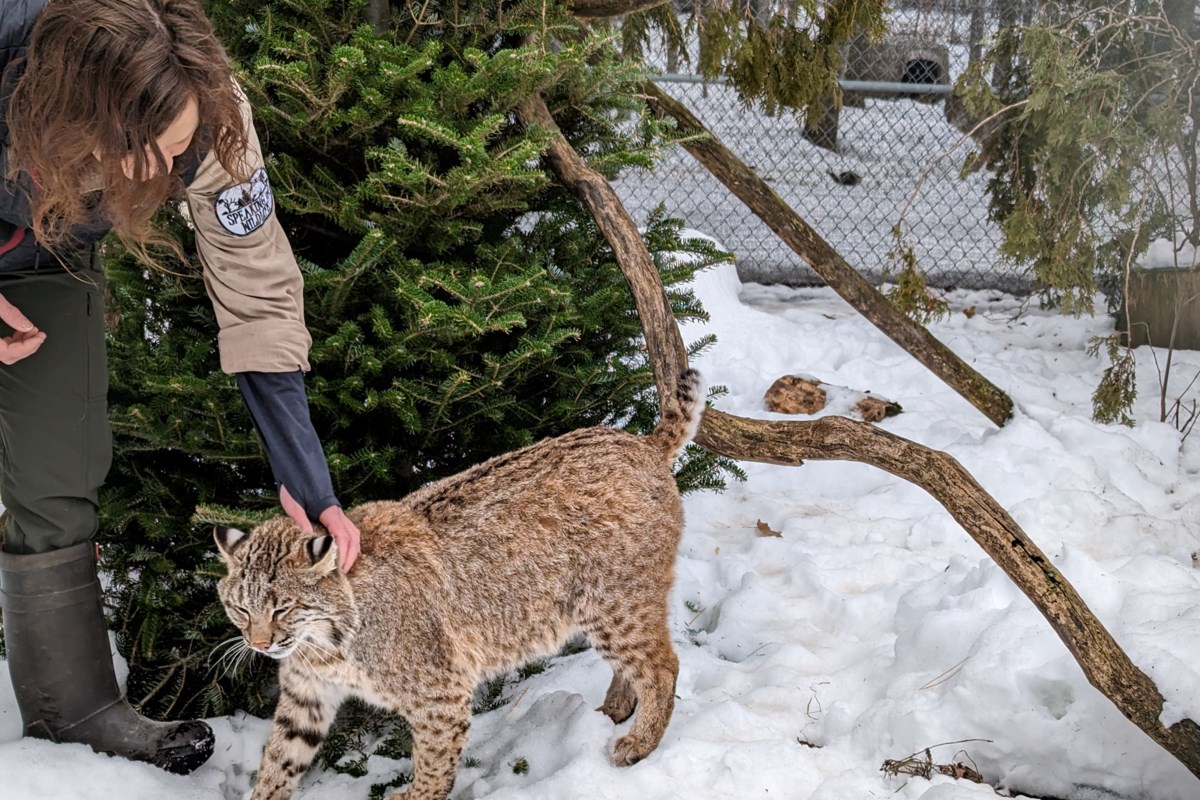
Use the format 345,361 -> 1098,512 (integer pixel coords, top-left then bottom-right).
5,0 -> 249,265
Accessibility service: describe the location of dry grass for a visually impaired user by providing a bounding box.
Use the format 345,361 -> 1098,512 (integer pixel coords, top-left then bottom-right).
881,739 -> 988,783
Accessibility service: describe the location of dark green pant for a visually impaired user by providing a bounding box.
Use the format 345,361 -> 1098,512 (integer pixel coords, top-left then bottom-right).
0,266 -> 110,555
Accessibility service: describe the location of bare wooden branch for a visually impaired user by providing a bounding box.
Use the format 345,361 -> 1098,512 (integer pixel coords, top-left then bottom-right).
568,0 -> 671,19
517,94 -> 690,418
641,81 -> 1015,428
518,91 -> 1200,780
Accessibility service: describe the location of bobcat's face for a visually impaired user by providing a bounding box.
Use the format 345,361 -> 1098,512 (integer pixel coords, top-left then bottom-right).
215,518 -> 356,660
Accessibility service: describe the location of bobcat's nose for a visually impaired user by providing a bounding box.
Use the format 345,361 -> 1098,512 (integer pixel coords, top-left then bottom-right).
248,619 -> 274,651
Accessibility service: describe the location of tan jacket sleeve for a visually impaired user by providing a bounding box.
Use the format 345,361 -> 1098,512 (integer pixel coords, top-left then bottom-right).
186,92 -> 311,374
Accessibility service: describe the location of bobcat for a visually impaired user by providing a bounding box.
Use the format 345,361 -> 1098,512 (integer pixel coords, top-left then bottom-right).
215,370 -> 704,800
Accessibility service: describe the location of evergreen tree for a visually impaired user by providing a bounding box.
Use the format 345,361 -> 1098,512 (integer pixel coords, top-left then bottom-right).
97,0 -> 735,720
959,0 -> 1199,315
953,1 -> 1197,424
616,0 -> 887,119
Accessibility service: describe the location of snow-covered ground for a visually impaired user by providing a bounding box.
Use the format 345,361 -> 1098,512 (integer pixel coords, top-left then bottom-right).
616,12 -> 1018,293
614,82 -> 1014,291
5,255 -> 1200,799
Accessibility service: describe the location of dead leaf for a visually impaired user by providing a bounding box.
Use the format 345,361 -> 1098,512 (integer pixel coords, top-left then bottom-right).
856,396 -> 903,422
963,305 -> 977,318
764,375 -> 826,414
937,763 -> 984,782
756,519 -> 782,538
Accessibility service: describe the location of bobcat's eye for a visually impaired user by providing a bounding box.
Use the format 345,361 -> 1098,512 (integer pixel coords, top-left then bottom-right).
231,605 -> 250,620
271,606 -> 293,621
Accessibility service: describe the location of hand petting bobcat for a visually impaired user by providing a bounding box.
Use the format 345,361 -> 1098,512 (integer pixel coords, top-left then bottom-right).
215,370 -> 705,800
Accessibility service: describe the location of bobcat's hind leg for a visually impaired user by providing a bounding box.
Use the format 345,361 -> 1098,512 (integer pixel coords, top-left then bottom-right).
580,600 -> 678,766
608,625 -> 677,766
597,667 -> 637,724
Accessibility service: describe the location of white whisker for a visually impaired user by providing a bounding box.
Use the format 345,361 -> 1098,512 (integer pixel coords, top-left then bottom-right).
209,636 -> 256,678
300,638 -> 349,668
291,646 -> 320,675
300,638 -> 344,661
208,636 -> 246,673
207,636 -> 242,662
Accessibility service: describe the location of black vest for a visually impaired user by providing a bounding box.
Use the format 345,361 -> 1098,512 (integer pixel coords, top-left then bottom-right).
1,0 -> 117,271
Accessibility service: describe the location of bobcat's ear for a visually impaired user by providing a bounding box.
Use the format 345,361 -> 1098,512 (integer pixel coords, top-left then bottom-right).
306,535 -> 338,571
214,526 -> 250,562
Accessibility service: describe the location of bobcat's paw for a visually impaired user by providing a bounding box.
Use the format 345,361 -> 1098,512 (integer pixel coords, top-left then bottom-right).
611,733 -> 655,767
596,695 -> 636,724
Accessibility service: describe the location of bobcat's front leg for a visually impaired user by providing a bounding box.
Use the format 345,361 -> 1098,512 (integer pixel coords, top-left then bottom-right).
251,665 -> 343,800
390,687 -> 472,800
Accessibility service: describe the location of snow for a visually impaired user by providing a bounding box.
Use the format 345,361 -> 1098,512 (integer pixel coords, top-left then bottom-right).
614,82 -> 1016,291
618,17 -> 1021,293
1140,234 -> 1199,271
5,252 -> 1200,799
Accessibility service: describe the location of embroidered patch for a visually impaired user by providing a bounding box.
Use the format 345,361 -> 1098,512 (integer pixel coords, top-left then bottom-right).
214,167 -> 274,236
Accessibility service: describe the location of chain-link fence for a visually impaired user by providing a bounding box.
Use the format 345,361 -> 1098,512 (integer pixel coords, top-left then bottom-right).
613,13 -> 1036,293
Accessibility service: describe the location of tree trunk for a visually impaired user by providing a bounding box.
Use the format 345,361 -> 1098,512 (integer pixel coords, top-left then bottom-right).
697,409 -> 1200,778
517,90 -> 1200,781
803,98 -> 840,152
967,0 -> 986,67
992,0 -> 1020,91
366,0 -> 389,34
640,81 -> 1014,427
517,95 -> 688,417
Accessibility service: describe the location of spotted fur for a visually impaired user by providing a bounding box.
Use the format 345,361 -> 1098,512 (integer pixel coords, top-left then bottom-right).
216,369 -> 705,800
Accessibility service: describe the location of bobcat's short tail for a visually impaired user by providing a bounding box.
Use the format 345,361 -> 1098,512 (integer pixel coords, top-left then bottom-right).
650,369 -> 706,459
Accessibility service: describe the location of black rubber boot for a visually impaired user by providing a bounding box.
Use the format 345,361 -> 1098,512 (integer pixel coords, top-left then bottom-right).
0,542 -> 214,775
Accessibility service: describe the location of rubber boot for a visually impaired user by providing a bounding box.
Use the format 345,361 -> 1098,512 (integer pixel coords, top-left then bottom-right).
0,542 -> 215,775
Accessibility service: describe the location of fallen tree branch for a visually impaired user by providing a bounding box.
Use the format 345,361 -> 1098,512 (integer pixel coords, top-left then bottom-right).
698,407 -> 1200,777
641,81 -> 1014,428
518,91 -> 1200,780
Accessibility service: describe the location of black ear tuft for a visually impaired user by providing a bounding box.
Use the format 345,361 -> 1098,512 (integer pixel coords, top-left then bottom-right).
306,535 -> 335,567
214,526 -> 250,560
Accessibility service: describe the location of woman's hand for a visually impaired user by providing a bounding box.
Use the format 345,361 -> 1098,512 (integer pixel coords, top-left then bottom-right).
0,293 -> 45,365
280,484 -> 361,572
317,505 -> 362,573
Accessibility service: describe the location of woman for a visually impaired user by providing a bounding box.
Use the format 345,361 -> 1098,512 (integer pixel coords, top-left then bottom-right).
0,0 -> 361,775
